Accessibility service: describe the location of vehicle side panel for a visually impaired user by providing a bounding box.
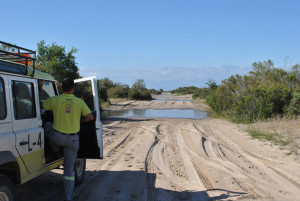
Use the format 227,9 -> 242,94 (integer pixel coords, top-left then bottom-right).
8,76 -> 45,176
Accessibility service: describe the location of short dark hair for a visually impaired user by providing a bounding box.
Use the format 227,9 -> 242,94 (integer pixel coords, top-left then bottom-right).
62,78 -> 74,92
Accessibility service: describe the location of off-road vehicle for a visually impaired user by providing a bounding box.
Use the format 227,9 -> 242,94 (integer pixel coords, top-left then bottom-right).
0,41 -> 103,201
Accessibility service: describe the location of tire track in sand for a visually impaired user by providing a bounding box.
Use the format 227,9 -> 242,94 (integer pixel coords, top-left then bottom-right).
76,123 -> 156,201
105,127 -> 136,158
143,123 -> 192,200
194,123 -> 300,200
145,135 -> 159,201
174,124 -> 211,201
179,122 -> 266,200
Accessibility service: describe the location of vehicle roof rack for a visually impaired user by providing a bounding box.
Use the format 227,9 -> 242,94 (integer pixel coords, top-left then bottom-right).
0,41 -> 36,77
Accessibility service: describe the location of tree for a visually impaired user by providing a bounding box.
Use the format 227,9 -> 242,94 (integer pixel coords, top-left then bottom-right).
36,40 -> 80,82
99,78 -> 115,89
250,60 -> 274,78
107,85 -> 130,98
132,79 -> 146,93
129,79 -> 152,100
97,80 -> 108,102
205,80 -> 218,90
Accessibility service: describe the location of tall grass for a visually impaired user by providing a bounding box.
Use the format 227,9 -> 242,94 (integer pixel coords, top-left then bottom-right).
247,116 -> 300,156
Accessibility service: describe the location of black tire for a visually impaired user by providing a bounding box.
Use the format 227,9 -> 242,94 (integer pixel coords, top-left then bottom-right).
75,158 -> 86,186
0,174 -> 15,201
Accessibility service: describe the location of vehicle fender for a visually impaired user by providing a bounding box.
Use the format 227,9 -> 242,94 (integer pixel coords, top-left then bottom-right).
0,151 -> 21,184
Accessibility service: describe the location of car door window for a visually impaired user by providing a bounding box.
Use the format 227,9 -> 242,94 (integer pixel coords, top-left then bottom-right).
74,81 -> 95,111
38,80 -> 57,101
0,78 -> 6,120
12,80 -> 36,119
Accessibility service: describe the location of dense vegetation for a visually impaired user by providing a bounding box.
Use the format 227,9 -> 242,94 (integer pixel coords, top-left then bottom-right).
204,60 -> 299,123
171,60 -> 299,123
36,40 -> 80,82
171,86 -> 199,95
99,78 -> 160,101
35,41 -> 161,103
170,80 -> 217,99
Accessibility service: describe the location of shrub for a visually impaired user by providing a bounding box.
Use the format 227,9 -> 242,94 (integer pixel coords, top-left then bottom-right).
149,89 -> 162,95
230,84 -> 292,122
171,86 -> 199,94
205,60 -> 297,123
192,88 -> 210,99
141,90 -> 152,100
98,82 -> 108,102
128,79 -> 152,100
107,86 -> 129,98
286,92 -> 300,115
128,89 -> 152,100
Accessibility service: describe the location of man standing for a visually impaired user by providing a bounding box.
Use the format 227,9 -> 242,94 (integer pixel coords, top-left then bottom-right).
43,78 -> 93,201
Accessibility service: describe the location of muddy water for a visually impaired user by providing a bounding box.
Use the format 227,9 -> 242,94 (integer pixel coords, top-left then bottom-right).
103,109 -> 207,119
103,92 -> 208,119
152,99 -> 191,102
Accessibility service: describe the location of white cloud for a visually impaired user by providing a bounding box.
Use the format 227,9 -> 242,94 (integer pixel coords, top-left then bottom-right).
79,65 -> 252,90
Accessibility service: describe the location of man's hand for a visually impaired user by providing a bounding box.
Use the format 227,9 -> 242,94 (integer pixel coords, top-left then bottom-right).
81,113 -> 94,123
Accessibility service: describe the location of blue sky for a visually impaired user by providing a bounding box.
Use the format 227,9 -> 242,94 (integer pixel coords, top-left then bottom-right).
2,0 -> 300,90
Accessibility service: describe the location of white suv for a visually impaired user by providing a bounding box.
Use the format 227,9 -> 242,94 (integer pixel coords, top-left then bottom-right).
0,41 -> 103,201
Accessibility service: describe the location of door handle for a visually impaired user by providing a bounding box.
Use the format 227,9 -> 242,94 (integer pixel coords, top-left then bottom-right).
20,141 -> 29,145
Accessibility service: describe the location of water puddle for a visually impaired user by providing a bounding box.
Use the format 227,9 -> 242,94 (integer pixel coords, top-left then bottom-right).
152,94 -> 191,102
103,109 -> 207,119
152,100 -> 191,102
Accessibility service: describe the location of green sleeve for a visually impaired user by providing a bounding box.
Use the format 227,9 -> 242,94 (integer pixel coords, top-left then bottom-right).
81,101 -> 91,116
43,97 -> 52,111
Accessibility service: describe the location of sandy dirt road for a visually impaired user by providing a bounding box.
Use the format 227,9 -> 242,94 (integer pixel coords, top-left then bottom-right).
15,95 -> 300,201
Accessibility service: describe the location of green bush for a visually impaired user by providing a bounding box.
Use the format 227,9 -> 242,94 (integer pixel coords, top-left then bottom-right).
192,88 -> 210,99
128,89 -> 152,100
286,92 -> 300,115
107,86 -> 129,98
128,89 -> 138,100
141,90 -> 152,100
232,84 -> 292,122
171,86 -> 199,95
128,79 -> 152,100
205,60 -> 299,123
149,89 -> 162,95
98,82 -> 108,102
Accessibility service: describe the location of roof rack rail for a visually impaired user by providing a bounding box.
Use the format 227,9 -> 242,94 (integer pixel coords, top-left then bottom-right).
0,41 -> 36,77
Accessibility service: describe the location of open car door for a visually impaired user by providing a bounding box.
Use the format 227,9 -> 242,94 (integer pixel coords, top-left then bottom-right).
74,76 -> 103,159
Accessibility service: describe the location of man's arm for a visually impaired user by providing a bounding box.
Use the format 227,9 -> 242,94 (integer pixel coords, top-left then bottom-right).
81,113 -> 94,123
41,96 -> 52,110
